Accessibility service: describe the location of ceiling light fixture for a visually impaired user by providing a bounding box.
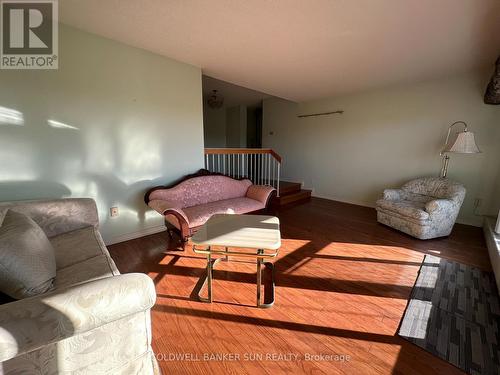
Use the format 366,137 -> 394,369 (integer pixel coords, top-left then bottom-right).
207,90 -> 224,109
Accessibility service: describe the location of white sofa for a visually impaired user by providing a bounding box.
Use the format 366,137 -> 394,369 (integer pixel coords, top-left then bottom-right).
0,199 -> 159,374
376,177 -> 466,239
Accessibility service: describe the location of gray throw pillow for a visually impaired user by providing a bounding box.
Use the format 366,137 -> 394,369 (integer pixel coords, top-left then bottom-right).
0,210 -> 56,299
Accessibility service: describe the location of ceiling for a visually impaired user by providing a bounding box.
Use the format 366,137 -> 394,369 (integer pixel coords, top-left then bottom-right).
60,0 -> 500,102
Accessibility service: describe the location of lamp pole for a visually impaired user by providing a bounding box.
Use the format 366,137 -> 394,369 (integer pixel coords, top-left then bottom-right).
439,121 -> 468,178
496,209 -> 500,234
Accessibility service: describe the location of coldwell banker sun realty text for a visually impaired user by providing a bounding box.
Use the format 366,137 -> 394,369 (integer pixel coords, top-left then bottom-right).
1,0 -> 58,69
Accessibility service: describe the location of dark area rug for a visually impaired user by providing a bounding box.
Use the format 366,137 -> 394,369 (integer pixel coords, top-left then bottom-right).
399,255 -> 500,375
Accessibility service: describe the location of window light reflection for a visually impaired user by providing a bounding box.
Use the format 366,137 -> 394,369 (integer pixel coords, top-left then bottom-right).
47,119 -> 79,130
0,106 -> 24,126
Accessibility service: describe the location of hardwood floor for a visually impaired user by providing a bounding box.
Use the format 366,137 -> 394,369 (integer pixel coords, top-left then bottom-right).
108,198 -> 490,375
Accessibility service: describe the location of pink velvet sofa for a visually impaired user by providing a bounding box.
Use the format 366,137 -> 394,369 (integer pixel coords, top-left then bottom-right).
145,170 -> 276,248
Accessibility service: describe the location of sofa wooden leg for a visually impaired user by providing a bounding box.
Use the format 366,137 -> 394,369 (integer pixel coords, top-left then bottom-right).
177,236 -> 188,251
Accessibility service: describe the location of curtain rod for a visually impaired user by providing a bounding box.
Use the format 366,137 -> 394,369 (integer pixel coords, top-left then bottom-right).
297,110 -> 344,118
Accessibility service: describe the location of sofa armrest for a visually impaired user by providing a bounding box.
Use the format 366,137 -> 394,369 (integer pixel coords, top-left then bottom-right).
425,199 -> 455,215
0,273 -> 155,362
382,189 -> 406,201
148,199 -> 189,223
246,185 -> 276,205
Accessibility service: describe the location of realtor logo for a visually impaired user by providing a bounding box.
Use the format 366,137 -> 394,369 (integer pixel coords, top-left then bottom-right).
1,0 -> 58,69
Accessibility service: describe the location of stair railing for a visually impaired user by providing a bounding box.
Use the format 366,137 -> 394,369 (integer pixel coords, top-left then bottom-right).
204,148 -> 281,197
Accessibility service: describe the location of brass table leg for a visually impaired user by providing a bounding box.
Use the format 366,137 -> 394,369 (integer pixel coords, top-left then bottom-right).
198,248 -> 222,303
257,249 -> 275,308
196,247 -> 276,307
257,251 -> 262,306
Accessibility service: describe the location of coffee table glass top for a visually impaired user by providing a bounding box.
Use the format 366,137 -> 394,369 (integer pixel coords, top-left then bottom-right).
191,214 -> 281,250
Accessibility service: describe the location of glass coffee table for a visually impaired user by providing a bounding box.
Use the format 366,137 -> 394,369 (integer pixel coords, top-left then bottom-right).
191,214 -> 281,308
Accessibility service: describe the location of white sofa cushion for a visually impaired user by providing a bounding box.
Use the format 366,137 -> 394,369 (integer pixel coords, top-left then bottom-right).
0,210 -> 56,299
50,226 -> 119,289
50,226 -> 111,269
55,255 -> 118,289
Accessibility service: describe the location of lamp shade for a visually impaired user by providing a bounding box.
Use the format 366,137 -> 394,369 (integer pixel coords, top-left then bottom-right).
442,131 -> 481,154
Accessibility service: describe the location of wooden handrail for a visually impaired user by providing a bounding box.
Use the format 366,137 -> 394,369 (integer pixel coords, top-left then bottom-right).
204,148 -> 282,163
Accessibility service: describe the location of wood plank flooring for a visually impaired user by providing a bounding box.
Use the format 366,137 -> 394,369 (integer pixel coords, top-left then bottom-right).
108,198 -> 490,375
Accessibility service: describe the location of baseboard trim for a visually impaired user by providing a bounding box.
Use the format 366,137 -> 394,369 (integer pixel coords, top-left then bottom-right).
311,193 -> 376,208
106,225 -> 165,246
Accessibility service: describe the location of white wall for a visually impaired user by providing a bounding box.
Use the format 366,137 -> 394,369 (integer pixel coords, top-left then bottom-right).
0,25 -> 205,244
263,70 -> 500,226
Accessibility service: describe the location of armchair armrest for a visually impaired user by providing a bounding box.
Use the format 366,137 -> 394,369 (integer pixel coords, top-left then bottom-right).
246,185 -> 276,205
382,189 -> 406,201
425,199 -> 455,214
0,273 -> 155,362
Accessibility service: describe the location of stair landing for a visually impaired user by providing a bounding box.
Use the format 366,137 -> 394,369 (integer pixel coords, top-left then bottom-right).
273,181 -> 311,206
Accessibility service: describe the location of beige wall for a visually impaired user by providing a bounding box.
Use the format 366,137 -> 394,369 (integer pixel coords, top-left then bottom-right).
0,25 -> 205,244
263,70 -> 500,226
226,105 -> 247,147
203,106 -> 226,147
203,105 -> 248,148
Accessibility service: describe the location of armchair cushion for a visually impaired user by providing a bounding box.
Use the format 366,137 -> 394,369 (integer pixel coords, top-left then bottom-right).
376,199 -> 430,221
0,210 -> 56,299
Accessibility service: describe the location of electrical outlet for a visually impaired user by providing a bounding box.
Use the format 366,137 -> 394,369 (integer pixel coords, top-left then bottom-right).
473,198 -> 482,209
110,207 -> 119,217
472,198 -> 482,216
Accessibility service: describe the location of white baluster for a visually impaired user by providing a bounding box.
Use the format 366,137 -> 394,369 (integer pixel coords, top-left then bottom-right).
258,154 -> 261,185
263,154 -> 266,185
277,162 -> 280,197
272,157 -> 276,188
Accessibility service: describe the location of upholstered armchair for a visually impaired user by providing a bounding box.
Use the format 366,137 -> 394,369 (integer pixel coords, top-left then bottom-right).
376,177 -> 466,239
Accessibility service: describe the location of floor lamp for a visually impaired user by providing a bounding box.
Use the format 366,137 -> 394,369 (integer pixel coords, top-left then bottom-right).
440,121 -> 481,178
